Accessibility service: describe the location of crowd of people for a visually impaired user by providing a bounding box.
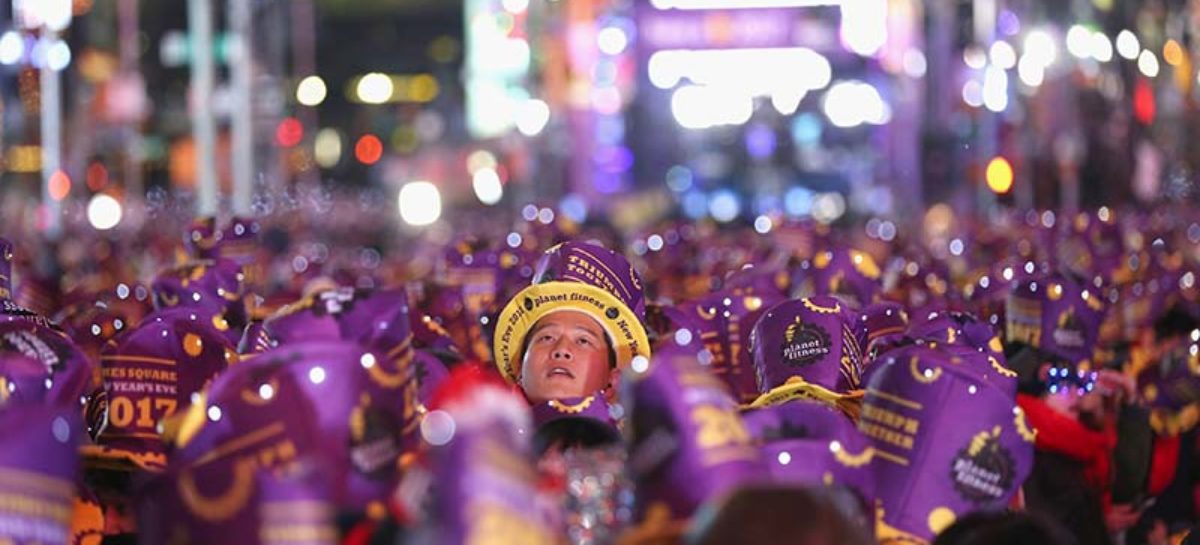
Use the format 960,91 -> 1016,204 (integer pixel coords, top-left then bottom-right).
1,201 -> 1199,545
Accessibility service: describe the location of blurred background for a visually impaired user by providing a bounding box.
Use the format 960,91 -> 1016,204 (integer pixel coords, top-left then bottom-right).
0,0 -> 1193,236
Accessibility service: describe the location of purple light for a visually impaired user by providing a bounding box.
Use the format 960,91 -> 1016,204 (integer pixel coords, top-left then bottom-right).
998,10 -> 1020,37
745,124 -> 776,159
594,172 -> 624,194
595,146 -> 634,173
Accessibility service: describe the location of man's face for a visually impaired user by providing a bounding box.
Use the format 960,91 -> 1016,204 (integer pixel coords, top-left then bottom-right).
520,310 -> 614,403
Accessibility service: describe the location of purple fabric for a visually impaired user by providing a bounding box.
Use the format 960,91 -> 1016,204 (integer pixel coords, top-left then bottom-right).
263,287 -> 414,369
909,310 -> 1003,357
623,342 -> 767,520
151,259 -> 247,346
794,249 -> 882,310
139,457 -> 339,545
218,216 -> 261,269
185,217 -> 221,260
0,320 -> 94,408
0,404 -> 81,545
860,302 -> 910,357
669,285 -> 787,403
531,241 -> 648,321
427,379 -> 558,545
90,308 -> 234,469
863,345 -> 1034,542
161,340 -> 419,520
0,353 -> 57,406
750,296 -> 865,394
530,394 -> 621,443
1005,272 -> 1105,364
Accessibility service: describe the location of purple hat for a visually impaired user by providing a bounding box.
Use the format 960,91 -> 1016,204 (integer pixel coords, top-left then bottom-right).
253,468 -> 338,545
668,283 -> 787,404
413,349 -> 450,407
864,345 -> 1035,543
184,217 -> 221,260
909,310 -> 1004,357
748,296 -> 865,412
743,401 -> 876,513
1058,210 -> 1123,279
530,394 -> 622,447
885,256 -> 953,318
794,249 -> 883,309
962,259 -> 1041,330
151,259 -> 247,346
263,288 -> 414,375
1137,340 -> 1200,411
0,404 -> 82,545
0,237 -> 12,301
0,320 -> 94,408
859,302 -> 910,360
1005,272 -> 1105,366
56,301 -> 134,363
0,353 -> 59,406
409,305 -> 465,362
622,342 -> 767,521
423,368 -> 560,545
218,216 -> 261,267
493,241 -> 651,385
1,240 -> 62,332
160,340 -> 419,515
139,451 -> 340,545
83,308 -> 235,472
721,265 -> 792,297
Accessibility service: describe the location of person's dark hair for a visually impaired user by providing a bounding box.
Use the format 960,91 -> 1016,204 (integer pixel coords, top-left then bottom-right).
1153,304 -> 1199,342
686,485 -> 873,545
1004,343 -> 1058,395
931,510 -> 1078,545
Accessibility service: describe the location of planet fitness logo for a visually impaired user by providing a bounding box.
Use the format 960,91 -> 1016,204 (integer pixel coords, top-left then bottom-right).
781,318 -> 831,368
950,427 -> 1015,505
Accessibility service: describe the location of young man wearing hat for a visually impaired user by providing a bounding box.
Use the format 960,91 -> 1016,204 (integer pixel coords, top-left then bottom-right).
492,241 -> 653,543
493,241 -> 651,408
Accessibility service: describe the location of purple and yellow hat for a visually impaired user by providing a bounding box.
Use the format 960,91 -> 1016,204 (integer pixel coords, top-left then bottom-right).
0,353 -> 58,406
493,241 -> 651,385
1005,272 -> 1105,366
885,256 -> 953,318
863,345 -> 1035,544
746,296 -> 866,415
622,342 -> 766,522
668,282 -> 787,404
217,217 -> 260,266
0,404 -> 82,545
56,301 -> 135,364
161,340 -> 419,515
0,320 -> 95,408
138,449 -> 340,544
530,394 -> 622,449
262,288 -> 415,383
422,364 -> 560,545
909,310 -> 1004,357
184,217 -> 221,260
1,239 -> 67,334
83,308 -> 236,472
859,301 -> 910,364
794,249 -> 883,309
151,259 -> 247,346
742,401 -> 876,515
